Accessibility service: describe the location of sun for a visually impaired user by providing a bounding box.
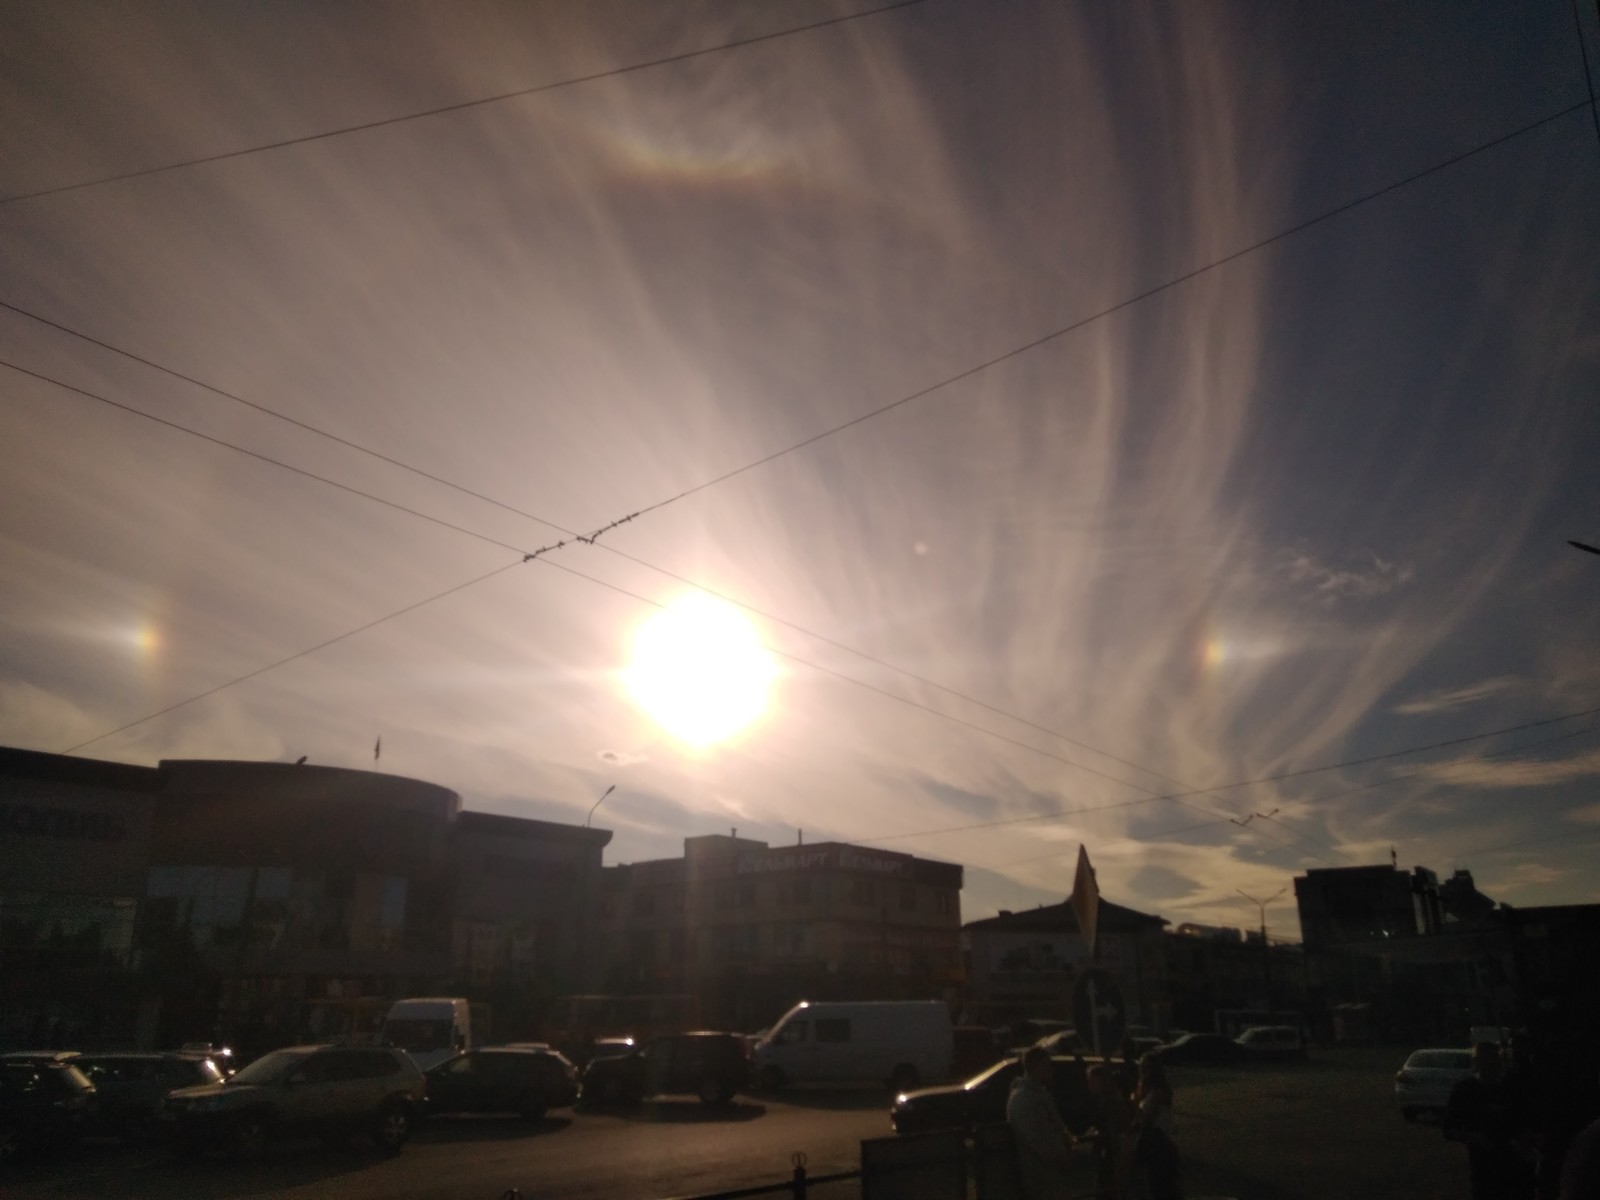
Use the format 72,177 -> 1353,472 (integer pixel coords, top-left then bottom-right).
624,594 -> 778,747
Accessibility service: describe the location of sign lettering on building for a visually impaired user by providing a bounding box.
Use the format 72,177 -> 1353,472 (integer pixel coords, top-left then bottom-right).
736,848 -> 832,875
0,804 -> 128,841
838,847 -> 909,877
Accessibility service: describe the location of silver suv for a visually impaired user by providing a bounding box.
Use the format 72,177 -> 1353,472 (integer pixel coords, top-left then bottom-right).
161,1045 -> 425,1158
1234,1025 -> 1307,1061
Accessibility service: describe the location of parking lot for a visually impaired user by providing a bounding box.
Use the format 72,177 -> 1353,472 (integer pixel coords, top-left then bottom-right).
2,1048 -> 1467,1200
1170,1047 -> 1466,1200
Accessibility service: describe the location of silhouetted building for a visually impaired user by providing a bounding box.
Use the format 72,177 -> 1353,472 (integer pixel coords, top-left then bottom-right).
596,835 -> 963,1031
1293,864 -> 1443,951
963,898 -> 1169,1031
0,746 -> 609,1051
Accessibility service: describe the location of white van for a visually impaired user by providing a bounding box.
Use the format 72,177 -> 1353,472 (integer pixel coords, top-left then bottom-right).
752,1000 -> 953,1090
380,997 -> 472,1072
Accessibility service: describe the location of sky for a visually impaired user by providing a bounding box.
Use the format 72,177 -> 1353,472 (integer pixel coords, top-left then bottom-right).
3,1 -> 1599,941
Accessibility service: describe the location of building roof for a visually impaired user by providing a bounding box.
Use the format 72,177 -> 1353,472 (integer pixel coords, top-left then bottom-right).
456,809 -> 612,847
0,745 -> 159,791
963,898 -> 1167,934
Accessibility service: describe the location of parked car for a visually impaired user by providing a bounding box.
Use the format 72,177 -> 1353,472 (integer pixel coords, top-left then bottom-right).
1,1050 -> 82,1064
76,1052 -> 224,1138
1235,1025 -> 1307,1061
160,1044 -> 425,1159
1394,1048 -> 1474,1122
753,1000 -> 953,1091
1032,1030 -> 1080,1056
425,1047 -> 579,1122
1150,1033 -> 1246,1066
177,1043 -> 236,1076
891,1054 -> 1094,1137
581,1032 -> 750,1105
586,1037 -> 636,1063
0,1059 -> 96,1163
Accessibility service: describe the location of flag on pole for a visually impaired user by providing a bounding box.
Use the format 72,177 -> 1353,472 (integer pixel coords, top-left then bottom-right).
1069,844 -> 1100,960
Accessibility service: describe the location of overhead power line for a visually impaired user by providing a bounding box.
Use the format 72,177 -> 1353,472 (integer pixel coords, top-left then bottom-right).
5,94 -> 1591,852
854,703 -> 1600,846
58,559 -> 526,754
0,0 -> 928,206
1573,0 -> 1600,151
611,100 -> 1592,524
23,348 -> 1598,858
0,358 -> 1361,866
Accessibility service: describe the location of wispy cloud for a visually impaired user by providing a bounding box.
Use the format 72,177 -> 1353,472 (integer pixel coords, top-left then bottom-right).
1393,676 -> 1521,716
1281,549 -> 1415,604
1412,748 -> 1600,789
598,748 -> 648,767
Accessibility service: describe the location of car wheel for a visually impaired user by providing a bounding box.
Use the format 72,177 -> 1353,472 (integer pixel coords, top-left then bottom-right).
757,1065 -> 784,1093
890,1065 -> 921,1092
0,1123 -> 21,1167
1401,1107 -> 1419,1124
697,1077 -> 725,1106
519,1093 -> 546,1123
233,1114 -> 270,1160
373,1102 -> 410,1156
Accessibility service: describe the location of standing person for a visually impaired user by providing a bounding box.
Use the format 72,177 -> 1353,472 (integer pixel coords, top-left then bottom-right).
1445,1042 -> 1535,1200
1131,1056 -> 1183,1200
1007,1047 -> 1075,1200
1087,1062 -> 1138,1199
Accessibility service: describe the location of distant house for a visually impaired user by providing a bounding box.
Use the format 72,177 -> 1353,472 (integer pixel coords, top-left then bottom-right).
963,899 -> 1168,1031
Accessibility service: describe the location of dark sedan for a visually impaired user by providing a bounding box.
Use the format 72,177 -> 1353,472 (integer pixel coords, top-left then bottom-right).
891,1055 -> 1094,1137
425,1047 -> 580,1122
0,1059 -> 96,1163
76,1053 -> 225,1138
580,1032 -> 750,1105
1150,1033 -> 1246,1066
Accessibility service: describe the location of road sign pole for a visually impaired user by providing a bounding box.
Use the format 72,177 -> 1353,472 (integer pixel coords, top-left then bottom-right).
1088,976 -> 1102,1055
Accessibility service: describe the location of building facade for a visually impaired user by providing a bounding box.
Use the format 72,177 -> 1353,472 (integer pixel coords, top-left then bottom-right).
0,747 -> 610,1052
962,898 -> 1170,1032
596,835 -> 964,1031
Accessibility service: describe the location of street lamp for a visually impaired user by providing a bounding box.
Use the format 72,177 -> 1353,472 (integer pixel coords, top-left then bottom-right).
1238,887 -> 1287,1012
586,785 -> 615,828
1237,887 -> 1288,943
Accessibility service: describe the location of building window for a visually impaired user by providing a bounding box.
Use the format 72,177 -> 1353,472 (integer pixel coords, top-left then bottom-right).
791,877 -> 812,905
899,884 -> 917,912
738,881 -> 758,907
851,879 -> 878,906
714,882 -> 736,911
630,930 -> 655,962
934,891 -> 954,916
633,891 -> 656,918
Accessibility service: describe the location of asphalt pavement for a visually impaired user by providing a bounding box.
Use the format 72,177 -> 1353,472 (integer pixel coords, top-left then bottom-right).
1,1089 -> 894,1200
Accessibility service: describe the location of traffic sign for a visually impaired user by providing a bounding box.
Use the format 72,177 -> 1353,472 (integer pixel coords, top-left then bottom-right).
1072,967 -> 1126,1055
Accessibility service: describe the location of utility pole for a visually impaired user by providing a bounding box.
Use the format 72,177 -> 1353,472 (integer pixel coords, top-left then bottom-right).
1238,887 -> 1286,1010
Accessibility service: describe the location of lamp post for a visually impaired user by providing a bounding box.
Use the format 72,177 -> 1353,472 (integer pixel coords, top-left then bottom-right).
1238,887 -> 1287,1009
586,785 -> 615,828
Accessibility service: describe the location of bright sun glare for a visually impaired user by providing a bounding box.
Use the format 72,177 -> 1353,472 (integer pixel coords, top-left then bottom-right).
624,594 -> 777,747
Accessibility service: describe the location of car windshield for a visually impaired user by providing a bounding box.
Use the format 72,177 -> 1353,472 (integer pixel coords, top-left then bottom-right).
228,1049 -> 312,1085
384,1019 -> 449,1053
1409,1050 -> 1472,1070
966,1059 -> 1017,1091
